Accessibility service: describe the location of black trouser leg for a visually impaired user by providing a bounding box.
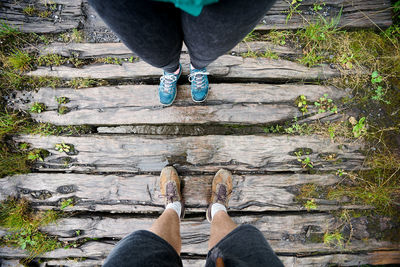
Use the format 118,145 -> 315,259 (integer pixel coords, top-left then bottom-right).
181,0 -> 277,69
88,0 -> 183,72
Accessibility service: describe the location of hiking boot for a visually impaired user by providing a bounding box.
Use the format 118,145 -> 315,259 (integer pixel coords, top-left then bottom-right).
160,166 -> 185,218
188,67 -> 209,103
206,169 -> 233,222
158,64 -> 182,106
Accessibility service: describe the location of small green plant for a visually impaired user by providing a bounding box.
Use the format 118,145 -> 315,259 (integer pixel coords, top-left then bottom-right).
294,151 -> 314,169
27,149 -> 49,162
55,96 -> 70,105
30,102 -> 47,113
313,2 -> 324,12
336,169 -> 345,176
370,71 -> 390,104
243,29 -> 257,42
18,143 -> 30,150
38,10 -> 52,18
304,199 -> 317,211
55,142 -> 73,153
352,117 -> 366,138
295,95 -> 308,114
314,94 -> 338,114
323,231 -> 344,248
284,118 -> 313,135
58,106 -> 70,115
60,198 -> 74,210
23,5 -> 37,16
7,49 -> 32,72
37,54 -> 66,66
263,49 -> 279,59
68,78 -> 99,89
59,29 -> 84,43
100,57 -> 122,65
268,30 -> 289,45
338,53 -> 354,69
128,56 -> 137,63
285,0 -> 303,23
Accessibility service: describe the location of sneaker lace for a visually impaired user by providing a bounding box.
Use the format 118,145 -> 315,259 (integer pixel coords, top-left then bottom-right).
215,184 -> 227,203
159,182 -> 178,203
160,74 -> 178,94
189,71 -> 209,90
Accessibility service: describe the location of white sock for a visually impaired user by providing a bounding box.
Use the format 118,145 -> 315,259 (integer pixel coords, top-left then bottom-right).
211,203 -> 227,219
166,201 -> 182,218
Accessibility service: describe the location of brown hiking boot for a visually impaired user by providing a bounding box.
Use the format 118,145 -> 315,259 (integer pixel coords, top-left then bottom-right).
160,166 -> 185,219
206,169 -> 233,222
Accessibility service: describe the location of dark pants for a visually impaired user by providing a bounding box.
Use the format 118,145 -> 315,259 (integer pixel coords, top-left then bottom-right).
103,225 -> 284,267
88,0 -> 277,72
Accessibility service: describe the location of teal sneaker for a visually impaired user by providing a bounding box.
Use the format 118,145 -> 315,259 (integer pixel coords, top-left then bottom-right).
158,64 -> 182,106
189,67 -> 209,103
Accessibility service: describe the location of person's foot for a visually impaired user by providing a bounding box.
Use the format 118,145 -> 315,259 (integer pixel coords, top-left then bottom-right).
206,169 -> 233,222
188,66 -> 209,103
160,166 -> 185,219
158,64 -> 182,106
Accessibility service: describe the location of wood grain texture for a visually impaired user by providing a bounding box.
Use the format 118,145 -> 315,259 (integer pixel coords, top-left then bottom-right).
35,252 -> 400,267
14,134 -> 365,173
37,41 -> 300,58
27,54 -> 339,82
0,173 -> 370,213
10,84 -> 346,126
2,215 -> 396,256
0,0 -> 83,33
258,0 -> 392,30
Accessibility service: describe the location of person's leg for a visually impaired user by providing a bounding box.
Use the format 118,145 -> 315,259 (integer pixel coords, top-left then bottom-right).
205,169 -> 283,267
102,166 -> 185,267
150,166 -> 185,254
206,169 -> 236,249
149,209 -> 181,254
208,210 -> 237,250
182,0 -> 277,69
88,0 -> 183,73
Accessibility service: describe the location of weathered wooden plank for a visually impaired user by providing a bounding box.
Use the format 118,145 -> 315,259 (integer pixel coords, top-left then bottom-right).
0,259 -> 25,267
0,173 -> 368,213
10,251 -> 400,267
258,0 -> 392,30
0,0 -> 83,33
37,41 -> 300,58
14,134 -> 365,173
34,215 -> 400,255
9,84 -> 346,126
27,54 -> 339,82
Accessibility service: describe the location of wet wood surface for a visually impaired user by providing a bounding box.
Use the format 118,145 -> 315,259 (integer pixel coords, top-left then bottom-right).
14,134 -> 365,174
10,84 -> 346,126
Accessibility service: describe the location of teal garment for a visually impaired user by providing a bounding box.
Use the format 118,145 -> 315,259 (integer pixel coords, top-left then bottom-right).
155,0 -> 219,16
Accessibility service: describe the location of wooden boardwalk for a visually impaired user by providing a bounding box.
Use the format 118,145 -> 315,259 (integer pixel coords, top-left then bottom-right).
1,0 -> 399,266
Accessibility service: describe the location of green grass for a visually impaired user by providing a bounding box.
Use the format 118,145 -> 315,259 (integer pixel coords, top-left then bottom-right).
7,49 -> 32,72
0,198 -> 62,259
